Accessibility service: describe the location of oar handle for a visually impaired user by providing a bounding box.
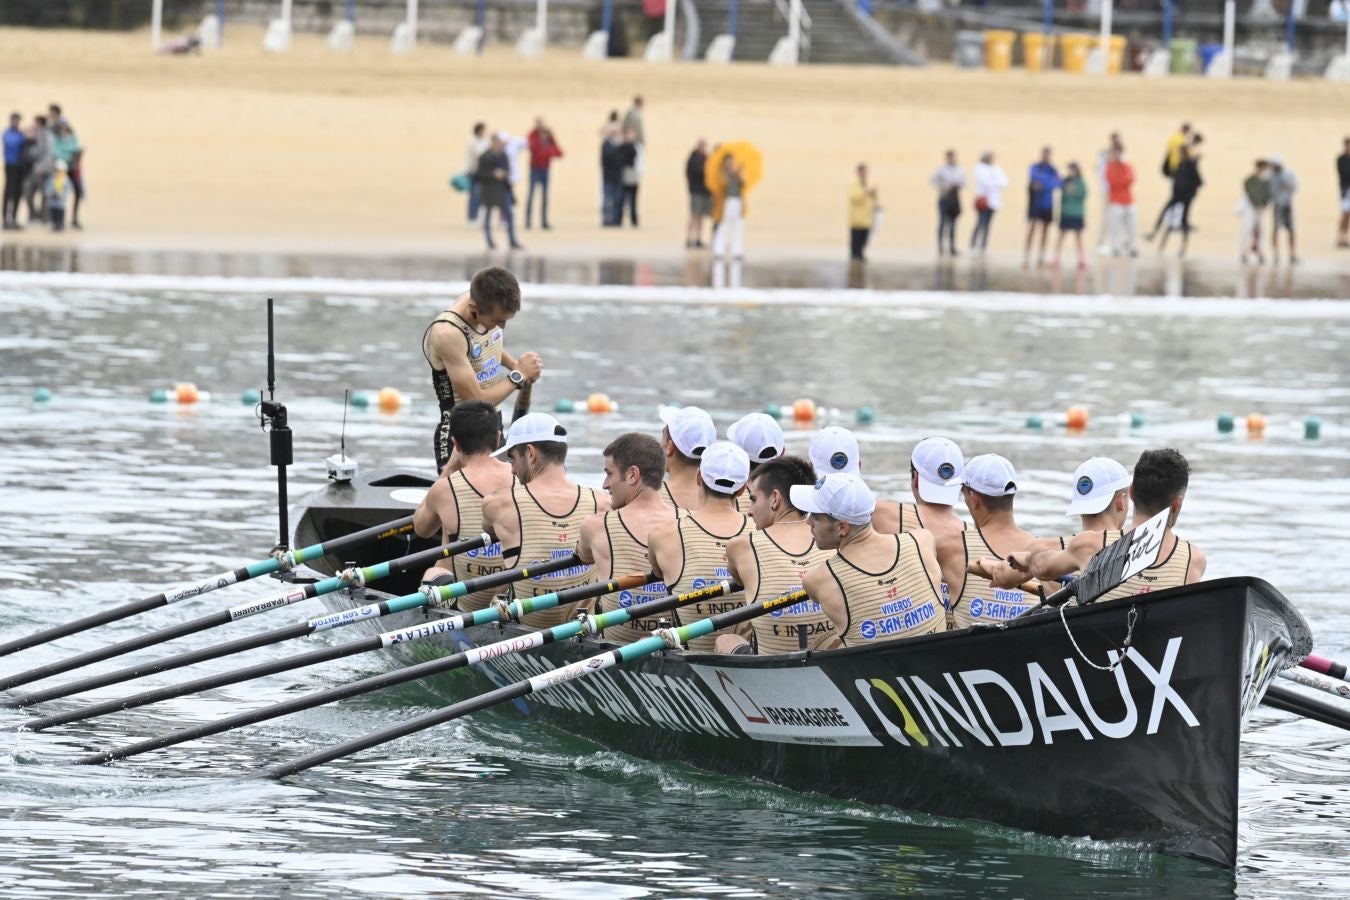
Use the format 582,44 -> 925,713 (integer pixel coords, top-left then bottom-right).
1301,653 -> 1350,683
1263,681 -> 1350,732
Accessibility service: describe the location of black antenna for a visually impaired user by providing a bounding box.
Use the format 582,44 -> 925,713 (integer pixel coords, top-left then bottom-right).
340,389 -> 349,461
258,298 -> 293,554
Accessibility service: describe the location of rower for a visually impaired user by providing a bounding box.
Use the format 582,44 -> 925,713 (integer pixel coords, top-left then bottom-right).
808,426 -> 902,534
423,266 -> 542,472
657,405 -> 717,511
411,400 -> 513,610
715,456 -> 839,655
727,412 -> 785,472
939,454 -> 1042,629
482,413 -> 607,628
648,441 -> 754,653
794,474 -> 944,646
1004,449 -> 1206,597
984,456 -> 1130,589
576,433 -> 680,644
903,437 -> 968,609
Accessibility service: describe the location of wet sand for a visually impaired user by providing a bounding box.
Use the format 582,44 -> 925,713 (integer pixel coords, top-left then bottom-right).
2,25 -> 1348,270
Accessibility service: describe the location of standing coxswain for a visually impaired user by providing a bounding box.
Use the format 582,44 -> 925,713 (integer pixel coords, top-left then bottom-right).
482,414 -> 607,629
649,442 -> 754,653
657,405 -> 717,511
411,401 -> 514,610
575,433 -> 680,644
423,266 -> 543,472
795,474 -> 944,646
715,456 -> 838,655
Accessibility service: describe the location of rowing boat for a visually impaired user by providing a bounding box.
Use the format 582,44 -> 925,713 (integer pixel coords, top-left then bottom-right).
291,467 -> 1311,869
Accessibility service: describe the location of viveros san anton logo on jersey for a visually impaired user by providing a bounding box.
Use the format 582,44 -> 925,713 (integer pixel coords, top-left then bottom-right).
970,598 -> 985,618
860,619 -> 878,640
471,344 -> 483,359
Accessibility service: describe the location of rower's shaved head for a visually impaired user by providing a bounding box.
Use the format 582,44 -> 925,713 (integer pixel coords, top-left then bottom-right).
1130,449 -> 1190,517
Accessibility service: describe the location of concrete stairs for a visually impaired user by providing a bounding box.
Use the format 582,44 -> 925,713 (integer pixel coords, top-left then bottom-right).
695,0 -> 900,64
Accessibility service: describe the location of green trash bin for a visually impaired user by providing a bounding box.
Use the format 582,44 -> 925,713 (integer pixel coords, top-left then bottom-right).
1169,38 -> 1197,74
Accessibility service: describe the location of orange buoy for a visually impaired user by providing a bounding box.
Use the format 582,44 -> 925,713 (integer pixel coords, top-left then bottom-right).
1065,405 -> 1089,430
792,398 -> 817,423
587,392 -> 614,413
1246,413 -> 1267,435
378,387 -> 402,413
175,383 -> 200,404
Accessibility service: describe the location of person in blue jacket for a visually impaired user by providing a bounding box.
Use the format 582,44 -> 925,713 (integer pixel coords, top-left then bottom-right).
2,112 -> 24,230
1023,146 -> 1061,268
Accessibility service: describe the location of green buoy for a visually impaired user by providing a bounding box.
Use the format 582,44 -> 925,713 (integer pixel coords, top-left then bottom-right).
241,388 -> 262,405
553,398 -> 575,414
1025,415 -> 1044,430
1305,416 -> 1321,440
1217,413 -> 1234,433
763,403 -> 782,420
31,387 -> 52,403
350,391 -> 370,409
149,388 -> 168,403
855,406 -> 875,424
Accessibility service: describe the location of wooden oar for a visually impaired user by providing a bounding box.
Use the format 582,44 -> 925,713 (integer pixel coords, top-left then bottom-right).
1278,667 -> 1350,702
1263,681 -> 1350,732
0,516 -> 417,659
6,550 -> 582,712
75,578 -> 734,766
25,564 -> 637,731
1300,653 -> 1350,684
261,584 -> 793,779
0,534 -> 489,694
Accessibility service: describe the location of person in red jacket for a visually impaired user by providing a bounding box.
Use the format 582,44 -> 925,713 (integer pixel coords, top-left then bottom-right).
526,118 -> 563,230
1104,148 -> 1137,257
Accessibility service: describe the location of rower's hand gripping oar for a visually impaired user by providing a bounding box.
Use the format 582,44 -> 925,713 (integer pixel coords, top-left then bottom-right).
1029,507 -> 1171,613
261,583 -> 791,779
0,515 -> 416,659
22,556 -> 602,729
0,533 -> 488,694
75,576 -> 732,765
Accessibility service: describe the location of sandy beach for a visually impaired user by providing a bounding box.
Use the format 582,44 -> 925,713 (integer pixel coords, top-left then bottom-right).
2,25 -> 1348,268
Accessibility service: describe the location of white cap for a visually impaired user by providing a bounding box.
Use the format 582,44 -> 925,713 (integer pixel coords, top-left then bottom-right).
727,413 -> 785,465
911,437 -> 965,506
699,441 -> 751,495
1065,457 -> 1131,516
790,473 -> 876,526
963,454 -> 1018,497
492,412 -> 567,457
809,426 -> 860,476
659,406 -> 716,459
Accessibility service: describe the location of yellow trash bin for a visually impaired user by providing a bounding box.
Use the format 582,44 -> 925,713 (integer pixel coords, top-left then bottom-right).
984,30 -> 1015,71
1106,34 -> 1128,73
1060,33 -> 1091,73
1021,32 -> 1058,71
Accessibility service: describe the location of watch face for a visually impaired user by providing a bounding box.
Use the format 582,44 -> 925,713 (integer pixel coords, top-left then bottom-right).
510,370 -> 523,385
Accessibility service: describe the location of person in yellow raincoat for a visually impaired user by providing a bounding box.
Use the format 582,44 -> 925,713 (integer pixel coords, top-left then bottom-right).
706,143 -> 760,260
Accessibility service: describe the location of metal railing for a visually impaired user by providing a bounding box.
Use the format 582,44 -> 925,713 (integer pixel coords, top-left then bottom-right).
772,0 -> 813,58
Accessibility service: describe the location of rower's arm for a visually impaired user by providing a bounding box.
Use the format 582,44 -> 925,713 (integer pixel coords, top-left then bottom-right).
872,500 -> 900,535
1020,531 -> 1101,582
480,491 -> 518,553
802,563 -> 846,635
725,534 -> 751,588
647,520 -> 679,583
910,530 -> 944,597
431,326 -> 520,408
1186,543 -> 1208,582
575,514 -> 604,565
413,478 -> 453,539
935,535 -> 967,609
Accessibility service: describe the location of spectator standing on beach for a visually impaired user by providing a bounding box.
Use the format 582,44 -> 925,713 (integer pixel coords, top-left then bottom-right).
929,150 -> 965,257
1158,142 -> 1203,258
1054,162 -> 1087,269
464,123 -> 489,226
622,96 -> 645,146
525,119 -> 563,230
1094,132 -> 1122,252
1240,159 -> 1270,265
1149,122 -> 1191,237
1104,147 -> 1137,257
712,153 -> 745,261
849,163 -> 879,261
619,127 -> 641,227
22,114 -> 51,224
1269,156 -> 1299,264
600,122 -> 623,226
970,151 -> 1008,253
2,113 -> 23,230
1337,137 -> 1350,248
686,140 -> 711,248
50,119 -> 83,230
1024,147 -> 1061,268
44,159 -> 71,232
477,133 -> 522,251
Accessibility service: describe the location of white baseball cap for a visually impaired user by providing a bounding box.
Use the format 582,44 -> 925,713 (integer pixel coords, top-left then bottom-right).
809,426 -> 860,476
962,454 -> 1018,497
911,437 -> 965,506
790,473 -> 876,526
699,441 -> 751,495
659,406 -> 716,459
492,412 -> 567,457
1065,457 -> 1131,516
727,413 -> 785,465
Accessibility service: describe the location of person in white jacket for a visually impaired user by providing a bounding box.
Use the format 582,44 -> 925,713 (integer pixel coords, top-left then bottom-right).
463,122 -> 489,226
969,151 -> 1008,254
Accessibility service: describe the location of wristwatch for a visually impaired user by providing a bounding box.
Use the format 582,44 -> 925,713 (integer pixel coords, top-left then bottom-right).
508,370 -> 525,389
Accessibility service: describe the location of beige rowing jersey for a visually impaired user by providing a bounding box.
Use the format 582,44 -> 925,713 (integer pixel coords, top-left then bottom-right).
899,502 -> 966,610
423,310 -> 506,409
950,527 -> 1063,630
448,471 -> 511,612
1092,534 -> 1193,603
504,482 -> 598,629
593,509 -> 677,645
667,513 -> 753,653
747,531 -> 837,655
825,533 -> 943,647
661,481 -> 746,513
